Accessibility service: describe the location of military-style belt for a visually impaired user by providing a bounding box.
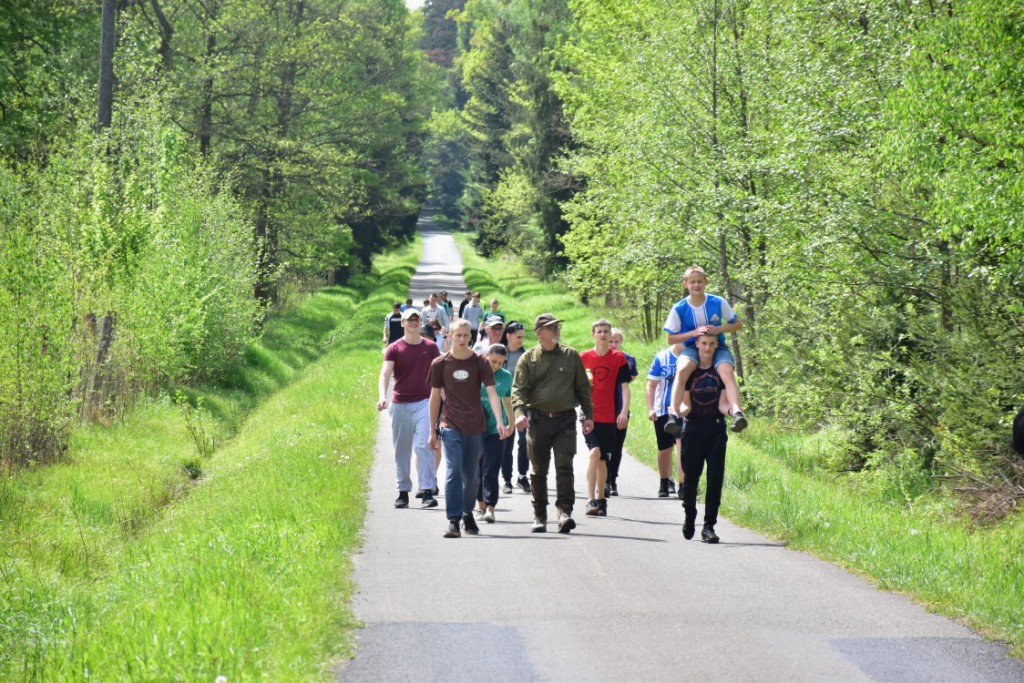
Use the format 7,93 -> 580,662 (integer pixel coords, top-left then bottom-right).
535,409 -> 575,418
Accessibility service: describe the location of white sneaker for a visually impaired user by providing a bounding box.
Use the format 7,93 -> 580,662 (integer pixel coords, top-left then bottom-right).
483,509 -> 495,523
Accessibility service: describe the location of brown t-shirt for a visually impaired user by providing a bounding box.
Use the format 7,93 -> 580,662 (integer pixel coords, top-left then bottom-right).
429,352 -> 495,435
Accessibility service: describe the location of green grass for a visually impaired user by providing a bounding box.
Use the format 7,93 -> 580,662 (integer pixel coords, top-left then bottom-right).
0,238 -> 422,681
455,232 -> 1024,657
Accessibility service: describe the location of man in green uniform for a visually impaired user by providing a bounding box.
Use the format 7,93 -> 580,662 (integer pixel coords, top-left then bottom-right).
511,313 -> 594,534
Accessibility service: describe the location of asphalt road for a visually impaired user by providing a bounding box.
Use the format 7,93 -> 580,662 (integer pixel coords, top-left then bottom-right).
338,212 -> 1024,682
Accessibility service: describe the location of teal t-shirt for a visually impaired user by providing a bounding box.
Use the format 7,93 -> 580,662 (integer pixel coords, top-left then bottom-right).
481,367 -> 512,435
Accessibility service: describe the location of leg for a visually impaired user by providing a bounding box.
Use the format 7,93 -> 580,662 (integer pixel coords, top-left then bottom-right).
671,357 -> 697,416
609,425 -> 627,486
680,429 -> 710,524
390,403 -> 414,492
527,419 -> 553,519
552,414 -> 578,514
440,428 -> 465,520
702,428 -> 728,527
481,433 -> 503,508
716,362 -> 743,415
461,433 -> 483,517
586,447 -> 601,501
410,399 -> 436,491
516,426 -> 530,478
501,429 -> 514,485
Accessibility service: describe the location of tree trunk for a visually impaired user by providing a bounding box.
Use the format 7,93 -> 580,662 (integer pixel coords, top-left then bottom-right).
97,0 -> 116,132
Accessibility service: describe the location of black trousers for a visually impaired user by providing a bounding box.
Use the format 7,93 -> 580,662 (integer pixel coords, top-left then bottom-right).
680,422 -> 727,526
608,424 -> 627,485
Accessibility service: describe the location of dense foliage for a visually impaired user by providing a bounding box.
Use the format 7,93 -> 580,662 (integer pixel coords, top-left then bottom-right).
0,0 -> 432,467
445,0 -> 1024,485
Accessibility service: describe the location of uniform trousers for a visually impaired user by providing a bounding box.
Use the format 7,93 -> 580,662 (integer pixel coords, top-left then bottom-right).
527,411 -> 578,518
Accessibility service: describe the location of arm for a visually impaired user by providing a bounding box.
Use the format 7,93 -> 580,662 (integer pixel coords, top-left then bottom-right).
573,353 -> 594,433
646,378 -> 660,421
511,352 -> 531,427
485,385 -> 508,438
617,382 -> 630,429
680,389 -> 692,417
376,360 -> 395,410
500,396 -> 514,438
428,387 -> 442,450
667,328 -> 701,345
669,372 -> 685,417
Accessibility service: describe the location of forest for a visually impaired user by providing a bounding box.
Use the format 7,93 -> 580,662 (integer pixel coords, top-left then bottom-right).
424,0 -> 1024,509
3,0 -> 1022,506
1,0 -> 434,468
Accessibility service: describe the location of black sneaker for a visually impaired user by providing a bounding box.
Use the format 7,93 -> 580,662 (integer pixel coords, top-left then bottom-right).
517,476 -> 532,493
462,513 -> 480,535
663,414 -> 681,435
531,517 -> 547,533
604,484 -> 611,498
585,499 -> 600,516
557,510 -> 576,534
421,491 -> 438,508
682,515 -> 696,540
666,479 -> 676,495
414,489 -> 425,499
597,499 -> 607,517
608,482 -> 618,496
677,482 -> 685,500
443,520 -> 461,538
432,487 -> 440,496
394,492 -> 409,509
658,478 -> 670,498
701,525 -> 720,544
731,411 -> 748,433
502,481 -> 514,494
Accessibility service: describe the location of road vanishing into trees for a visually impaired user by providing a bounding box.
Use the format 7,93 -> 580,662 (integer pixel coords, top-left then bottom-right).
338,212 -> 1024,683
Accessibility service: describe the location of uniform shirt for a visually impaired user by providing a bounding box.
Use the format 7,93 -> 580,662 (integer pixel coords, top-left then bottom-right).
647,347 -> 681,417
429,352 -> 495,435
512,343 -> 594,420
384,338 -> 440,403
581,348 -> 630,424
685,365 -> 725,426
481,367 -> 512,436
663,294 -> 737,348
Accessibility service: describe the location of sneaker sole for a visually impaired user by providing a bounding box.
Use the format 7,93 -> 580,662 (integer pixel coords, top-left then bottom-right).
558,518 -> 576,534
484,515 -> 495,523
444,531 -> 460,538
731,417 -> 748,433
531,522 -> 547,533
422,500 -> 438,508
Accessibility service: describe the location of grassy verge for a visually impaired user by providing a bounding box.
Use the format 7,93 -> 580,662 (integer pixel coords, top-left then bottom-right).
0,238 -> 421,680
454,232 -> 1024,656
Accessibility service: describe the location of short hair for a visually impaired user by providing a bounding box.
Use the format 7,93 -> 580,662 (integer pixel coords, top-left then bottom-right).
696,334 -> 719,346
684,265 -> 707,280
450,318 -> 471,333
392,302 -> 402,309
486,343 -> 508,357
591,318 -> 612,332
610,327 -> 624,339
490,299 -> 499,305
405,297 -> 413,304
472,292 -> 481,298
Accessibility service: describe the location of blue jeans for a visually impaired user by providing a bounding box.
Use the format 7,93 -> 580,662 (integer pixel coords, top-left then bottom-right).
440,428 -> 484,520
478,433 -> 504,506
501,426 -> 529,483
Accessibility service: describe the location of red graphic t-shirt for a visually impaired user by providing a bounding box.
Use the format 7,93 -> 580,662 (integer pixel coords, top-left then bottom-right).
580,348 -> 630,424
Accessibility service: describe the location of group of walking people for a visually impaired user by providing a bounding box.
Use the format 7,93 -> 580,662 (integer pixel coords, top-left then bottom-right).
377,265 -> 749,542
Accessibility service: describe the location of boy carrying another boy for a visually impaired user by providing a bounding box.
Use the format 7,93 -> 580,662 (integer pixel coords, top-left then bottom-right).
581,319 -> 631,517
664,265 -> 747,435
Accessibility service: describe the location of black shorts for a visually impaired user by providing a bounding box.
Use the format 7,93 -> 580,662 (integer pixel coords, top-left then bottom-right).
653,414 -> 681,451
584,421 -> 617,461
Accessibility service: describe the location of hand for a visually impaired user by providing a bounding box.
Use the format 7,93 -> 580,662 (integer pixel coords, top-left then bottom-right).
582,419 -> 594,435
428,433 -> 438,451
515,415 -> 529,431
616,412 -> 629,429
376,399 -> 388,411
648,409 -> 658,422
498,424 -> 509,439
